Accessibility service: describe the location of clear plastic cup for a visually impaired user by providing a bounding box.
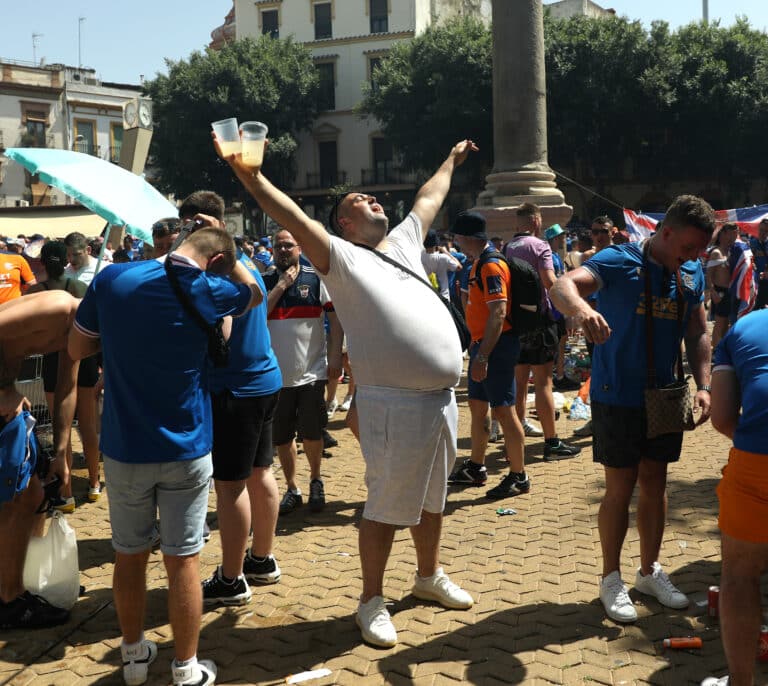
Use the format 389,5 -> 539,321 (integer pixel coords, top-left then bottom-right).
239,121 -> 268,168
211,118 -> 241,157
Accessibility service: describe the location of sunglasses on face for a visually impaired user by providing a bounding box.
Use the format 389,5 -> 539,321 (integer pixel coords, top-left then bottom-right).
591,228 -> 610,235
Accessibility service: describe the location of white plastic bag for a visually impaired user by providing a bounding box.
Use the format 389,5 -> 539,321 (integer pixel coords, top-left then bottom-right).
23,510 -> 79,610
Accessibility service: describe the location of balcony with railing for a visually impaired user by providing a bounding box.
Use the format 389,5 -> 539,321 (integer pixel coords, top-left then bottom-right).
73,140 -> 100,156
306,170 -> 347,189
361,165 -> 416,186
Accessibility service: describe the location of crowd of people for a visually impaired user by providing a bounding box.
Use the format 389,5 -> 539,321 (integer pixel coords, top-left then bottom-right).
0,135 -> 765,685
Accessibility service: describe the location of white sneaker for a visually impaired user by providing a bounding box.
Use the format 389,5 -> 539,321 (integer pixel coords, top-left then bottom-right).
700,678 -> 728,686
121,639 -> 157,686
599,571 -> 637,623
339,395 -> 353,412
356,596 -> 397,647
634,562 -> 689,609
172,659 -> 217,686
489,419 -> 501,443
522,419 -> 543,437
326,399 -> 338,419
412,567 -> 474,609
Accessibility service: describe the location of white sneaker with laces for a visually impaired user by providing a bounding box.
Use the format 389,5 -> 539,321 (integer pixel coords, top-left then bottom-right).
326,399 -> 338,419
489,419 -> 501,443
122,638 -> 158,686
634,562 -> 689,609
172,659 -> 217,686
339,395 -> 353,412
700,678 -> 728,686
356,596 -> 397,647
412,567 -> 474,609
522,419 -> 544,437
599,571 -> 637,623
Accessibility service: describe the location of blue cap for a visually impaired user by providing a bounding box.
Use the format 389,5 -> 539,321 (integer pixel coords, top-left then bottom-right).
544,224 -> 564,241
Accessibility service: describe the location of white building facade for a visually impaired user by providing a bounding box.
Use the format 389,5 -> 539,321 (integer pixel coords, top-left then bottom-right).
230,0 -> 490,221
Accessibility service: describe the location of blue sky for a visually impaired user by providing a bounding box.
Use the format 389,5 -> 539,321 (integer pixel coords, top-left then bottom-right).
1,1 -> 766,86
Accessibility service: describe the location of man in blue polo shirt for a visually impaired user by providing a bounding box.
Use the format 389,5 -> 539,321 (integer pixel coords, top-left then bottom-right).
551,195 -> 714,625
69,226 -> 261,686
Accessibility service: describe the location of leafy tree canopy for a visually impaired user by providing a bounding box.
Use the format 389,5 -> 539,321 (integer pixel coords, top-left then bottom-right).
145,37 -> 319,200
358,13 -> 768,196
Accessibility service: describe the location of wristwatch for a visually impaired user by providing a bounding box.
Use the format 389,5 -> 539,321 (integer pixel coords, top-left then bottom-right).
697,384 -> 711,393
475,352 -> 489,364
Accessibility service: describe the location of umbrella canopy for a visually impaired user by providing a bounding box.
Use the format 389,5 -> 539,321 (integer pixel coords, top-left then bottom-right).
3,148 -> 178,244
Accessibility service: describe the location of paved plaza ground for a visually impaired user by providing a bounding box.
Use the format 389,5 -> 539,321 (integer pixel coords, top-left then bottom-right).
1,374 -> 766,685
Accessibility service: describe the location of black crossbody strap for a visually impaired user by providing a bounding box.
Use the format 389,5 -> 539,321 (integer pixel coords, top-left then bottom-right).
164,257 -> 217,336
353,242 -> 440,297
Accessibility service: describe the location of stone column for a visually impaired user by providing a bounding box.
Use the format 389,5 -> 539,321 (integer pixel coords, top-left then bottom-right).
473,0 -> 572,239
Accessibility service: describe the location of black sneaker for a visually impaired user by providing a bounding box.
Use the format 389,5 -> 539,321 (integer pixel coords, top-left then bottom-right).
279,489 -> 302,515
543,440 -> 581,461
448,458 -> 488,486
202,567 -> 252,606
243,553 -> 282,584
322,429 -> 338,449
309,478 -> 326,512
553,376 -> 581,391
485,472 -> 531,500
0,591 -> 69,630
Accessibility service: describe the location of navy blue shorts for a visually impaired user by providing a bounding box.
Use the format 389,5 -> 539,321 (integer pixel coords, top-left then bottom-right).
592,400 -> 683,468
467,331 -> 520,408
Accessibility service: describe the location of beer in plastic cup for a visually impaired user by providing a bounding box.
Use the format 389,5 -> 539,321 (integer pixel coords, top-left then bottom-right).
211,118 -> 241,157
239,121 -> 268,168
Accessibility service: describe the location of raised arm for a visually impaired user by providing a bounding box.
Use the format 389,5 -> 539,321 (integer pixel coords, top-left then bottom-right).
214,134 -> 331,274
412,140 -> 478,238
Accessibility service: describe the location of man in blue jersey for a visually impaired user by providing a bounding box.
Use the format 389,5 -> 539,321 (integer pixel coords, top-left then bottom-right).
705,308 -> 768,686
186,196 -> 284,608
264,229 -> 342,515
551,195 -> 715,625
69,225 -> 262,686
749,217 -> 768,310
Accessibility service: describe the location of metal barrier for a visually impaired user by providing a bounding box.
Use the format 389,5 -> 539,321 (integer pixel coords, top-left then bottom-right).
16,354 -> 51,428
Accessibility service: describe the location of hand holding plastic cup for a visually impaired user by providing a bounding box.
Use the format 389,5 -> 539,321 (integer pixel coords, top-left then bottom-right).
239,121 -> 268,169
211,118 -> 241,158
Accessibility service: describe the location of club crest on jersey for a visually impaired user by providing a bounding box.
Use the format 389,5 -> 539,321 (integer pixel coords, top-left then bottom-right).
298,284 -> 310,298
681,272 -> 695,292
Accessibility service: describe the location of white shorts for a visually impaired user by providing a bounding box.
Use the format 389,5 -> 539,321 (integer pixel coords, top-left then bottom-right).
356,385 -> 457,526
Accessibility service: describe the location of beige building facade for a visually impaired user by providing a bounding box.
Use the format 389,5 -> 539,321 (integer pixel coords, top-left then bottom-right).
0,59 -> 142,208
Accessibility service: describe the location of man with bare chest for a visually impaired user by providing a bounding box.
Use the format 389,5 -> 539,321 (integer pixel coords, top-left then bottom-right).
0,291 -> 80,629
706,223 -> 738,348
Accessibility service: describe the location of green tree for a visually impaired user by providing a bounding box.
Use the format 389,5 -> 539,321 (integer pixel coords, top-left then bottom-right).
145,37 -> 319,201
357,16 -> 492,186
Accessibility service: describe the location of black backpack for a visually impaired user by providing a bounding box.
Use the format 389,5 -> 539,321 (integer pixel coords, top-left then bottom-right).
473,249 -> 546,335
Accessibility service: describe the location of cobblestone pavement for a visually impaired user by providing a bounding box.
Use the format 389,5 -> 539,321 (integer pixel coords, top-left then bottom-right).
1,377 -> 766,686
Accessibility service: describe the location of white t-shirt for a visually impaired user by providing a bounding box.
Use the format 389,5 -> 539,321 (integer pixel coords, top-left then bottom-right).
65,256 -> 106,285
421,250 -> 460,300
321,213 -> 463,391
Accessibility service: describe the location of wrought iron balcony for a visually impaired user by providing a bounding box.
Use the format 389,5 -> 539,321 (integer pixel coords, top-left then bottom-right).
361,166 -> 415,186
306,170 -> 347,189
73,141 -> 100,156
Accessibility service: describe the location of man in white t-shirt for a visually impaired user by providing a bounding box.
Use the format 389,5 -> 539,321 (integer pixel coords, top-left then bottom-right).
421,229 -> 462,299
63,232 -> 106,286
217,134 -> 477,649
